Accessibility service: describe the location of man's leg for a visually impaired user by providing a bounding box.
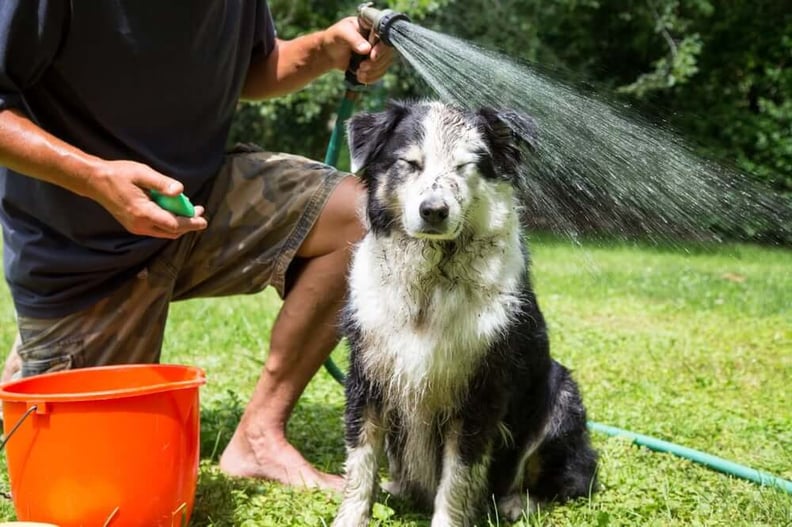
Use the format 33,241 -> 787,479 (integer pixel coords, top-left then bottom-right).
2,334 -> 22,382
0,260 -> 176,381
219,176 -> 364,489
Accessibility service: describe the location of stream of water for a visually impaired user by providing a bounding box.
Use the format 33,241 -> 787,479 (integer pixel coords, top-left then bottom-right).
386,21 -> 791,245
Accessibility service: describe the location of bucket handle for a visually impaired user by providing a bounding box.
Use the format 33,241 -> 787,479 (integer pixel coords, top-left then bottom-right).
95,503 -> 185,526
172,502 -> 188,527
0,404 -> 38,452
102,506 -> 120,527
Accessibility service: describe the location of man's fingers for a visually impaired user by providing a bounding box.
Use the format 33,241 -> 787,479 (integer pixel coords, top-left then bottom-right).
369,42 -> 393,63
133,167 -> 184,197
357,60 -> 392,84
146,203 -> 182,232
357,42 -> 394,83
145,202 -> 208,238
175,213 -> 208,232
347,17 -> 371,54
149,226 -> 183,240
147,220 -> 207,239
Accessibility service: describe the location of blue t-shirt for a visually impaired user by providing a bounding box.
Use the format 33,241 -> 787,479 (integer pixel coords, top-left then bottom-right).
0,0 -> 276,318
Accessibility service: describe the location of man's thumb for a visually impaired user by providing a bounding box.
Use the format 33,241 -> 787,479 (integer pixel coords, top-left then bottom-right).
144,173 -> 183,196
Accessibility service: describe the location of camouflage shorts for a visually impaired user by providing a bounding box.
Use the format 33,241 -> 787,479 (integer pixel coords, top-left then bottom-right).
6,145 -> 348,379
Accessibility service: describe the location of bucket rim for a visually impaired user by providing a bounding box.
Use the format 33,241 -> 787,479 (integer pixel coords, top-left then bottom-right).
0,363 -> 206,404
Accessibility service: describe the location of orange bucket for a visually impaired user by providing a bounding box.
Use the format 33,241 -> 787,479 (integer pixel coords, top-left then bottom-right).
0,364 -> 206,526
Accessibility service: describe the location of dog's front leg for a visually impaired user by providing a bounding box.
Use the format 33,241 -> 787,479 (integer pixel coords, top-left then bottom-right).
431,421 -> 492,527
333,403 -> 385,527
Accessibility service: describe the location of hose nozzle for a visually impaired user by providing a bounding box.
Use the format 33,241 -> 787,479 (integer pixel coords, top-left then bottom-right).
357,3 -> 411,46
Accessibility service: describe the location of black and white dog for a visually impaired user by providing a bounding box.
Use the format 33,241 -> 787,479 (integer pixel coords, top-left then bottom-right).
333,101 -> 597,526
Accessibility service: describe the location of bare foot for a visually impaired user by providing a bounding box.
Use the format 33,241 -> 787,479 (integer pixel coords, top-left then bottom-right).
219,425 -> 344,491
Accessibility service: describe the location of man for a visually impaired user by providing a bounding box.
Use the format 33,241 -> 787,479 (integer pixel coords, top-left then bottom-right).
0,0 -> 393,490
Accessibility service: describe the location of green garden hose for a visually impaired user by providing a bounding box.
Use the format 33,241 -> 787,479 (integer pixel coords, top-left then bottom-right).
589,422 -> 792,494
322,88 -> 361,386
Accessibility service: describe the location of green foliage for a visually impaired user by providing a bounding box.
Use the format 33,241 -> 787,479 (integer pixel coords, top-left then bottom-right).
230,73 -> 345,161
660,2 -> 792,192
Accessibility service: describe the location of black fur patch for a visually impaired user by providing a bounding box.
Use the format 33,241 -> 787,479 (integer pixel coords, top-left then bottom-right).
476,107 -> 538,179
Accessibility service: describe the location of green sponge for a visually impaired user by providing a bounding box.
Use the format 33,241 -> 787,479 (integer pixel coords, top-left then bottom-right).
150,190 -> 195,217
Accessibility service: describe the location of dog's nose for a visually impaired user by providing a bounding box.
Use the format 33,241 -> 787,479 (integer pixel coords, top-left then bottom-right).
419,199 -> 449,226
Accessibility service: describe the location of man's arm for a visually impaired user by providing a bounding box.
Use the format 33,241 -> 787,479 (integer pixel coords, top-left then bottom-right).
0,108 -> 207,238
0,0 -> 205,238
241,17 -> 393,100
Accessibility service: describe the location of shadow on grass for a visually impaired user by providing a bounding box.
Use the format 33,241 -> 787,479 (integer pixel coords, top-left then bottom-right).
193,393 -> 347,525
199,390 -> 246,462
191,463 -> 259,526
198,391 -> 346,467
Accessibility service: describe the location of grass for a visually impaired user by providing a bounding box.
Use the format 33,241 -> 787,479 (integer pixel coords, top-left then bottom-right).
0,235 -> 790,526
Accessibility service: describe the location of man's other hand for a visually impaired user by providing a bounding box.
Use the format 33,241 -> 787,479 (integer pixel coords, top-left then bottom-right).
321,17 -> 395,85
88,160 -> 208,239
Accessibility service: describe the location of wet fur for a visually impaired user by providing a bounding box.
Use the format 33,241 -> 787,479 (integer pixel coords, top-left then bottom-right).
333,101 -> 598,527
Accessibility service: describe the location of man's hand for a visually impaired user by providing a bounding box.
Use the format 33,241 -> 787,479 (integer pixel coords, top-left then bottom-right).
87,160 -> 208,239
0,109 -> 208,240
242,16 -> 396,99
320,16 -> 395,84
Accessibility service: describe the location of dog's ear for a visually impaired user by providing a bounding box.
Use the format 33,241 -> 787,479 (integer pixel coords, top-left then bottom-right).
477,107 -> 538,176
347,101 -> 409,175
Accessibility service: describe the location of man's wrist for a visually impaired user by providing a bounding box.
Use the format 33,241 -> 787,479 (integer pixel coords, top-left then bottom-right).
57,148 -> 108,199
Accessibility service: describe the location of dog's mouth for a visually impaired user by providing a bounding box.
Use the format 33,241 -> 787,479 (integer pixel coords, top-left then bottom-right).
407,220 -> 464,240
413,228 -> 455,240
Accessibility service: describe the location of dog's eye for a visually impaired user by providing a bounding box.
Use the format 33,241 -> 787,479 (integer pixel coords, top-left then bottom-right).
397,158 -> 423,171
456,162 -> 478,171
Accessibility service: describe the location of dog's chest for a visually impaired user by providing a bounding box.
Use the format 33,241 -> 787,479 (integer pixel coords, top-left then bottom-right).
348,234 -> 524,402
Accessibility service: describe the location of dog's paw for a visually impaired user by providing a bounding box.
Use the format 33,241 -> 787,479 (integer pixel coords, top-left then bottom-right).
380,479 -> 403,497
496,492 -> 537,523
331,511 -> 371,527
333,494 -> 374,527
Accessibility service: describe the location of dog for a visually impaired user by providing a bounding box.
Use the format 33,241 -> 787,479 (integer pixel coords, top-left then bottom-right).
333,101 -> 598,527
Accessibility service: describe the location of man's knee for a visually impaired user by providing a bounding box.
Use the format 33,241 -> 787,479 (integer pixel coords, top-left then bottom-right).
297,176 -> 366,258
2,337 -> 22,383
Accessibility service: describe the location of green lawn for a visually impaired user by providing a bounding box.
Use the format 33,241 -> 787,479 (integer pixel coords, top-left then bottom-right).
0,236 -> 790,526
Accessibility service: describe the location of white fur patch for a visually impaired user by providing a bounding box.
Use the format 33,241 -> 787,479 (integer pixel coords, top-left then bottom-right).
497,492 -> 538,523
334,414 -> 384,527
348,221 -> 524,409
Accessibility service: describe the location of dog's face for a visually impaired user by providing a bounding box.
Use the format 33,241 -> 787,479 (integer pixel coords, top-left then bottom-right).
347,101 -> 535,239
